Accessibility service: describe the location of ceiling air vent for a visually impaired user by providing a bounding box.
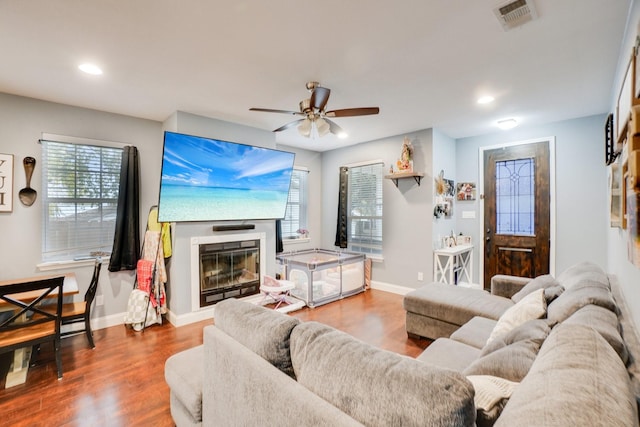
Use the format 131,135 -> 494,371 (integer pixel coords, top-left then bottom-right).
493,0 -> 537,31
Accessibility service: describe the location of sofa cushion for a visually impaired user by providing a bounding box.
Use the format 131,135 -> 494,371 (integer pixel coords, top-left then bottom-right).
213,298 -> 300,377
481,319 -> 552,357
403,283 -> 514,325
450,316 -> 497,349
547,279 -> 617,324
510,274 -> 559,303
291,321 -> 476,427
555,261 -> 609,291
467,375 -> 519,427
463,336 -> 542,382
487,288 -> 546,344
417,338 -> 481,372
563,304 -> 628,364
495,323 -> 638,427
164,345 -> 204,424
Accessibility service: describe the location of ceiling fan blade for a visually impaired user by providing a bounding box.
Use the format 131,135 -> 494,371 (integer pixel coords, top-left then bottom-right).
325,107 -> 380,118
273,119 -> 305,132
310,87 -> 331,111
325,118 -> 346,136
250,107 -> 302,116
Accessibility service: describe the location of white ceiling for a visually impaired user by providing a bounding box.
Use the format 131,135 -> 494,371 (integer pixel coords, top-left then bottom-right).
0,1 -> 631,152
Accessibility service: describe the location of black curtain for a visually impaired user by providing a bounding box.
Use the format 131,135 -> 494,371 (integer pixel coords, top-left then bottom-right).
109,146 -> 140,272
335,166 -> 348,248
275,219 -> 283,253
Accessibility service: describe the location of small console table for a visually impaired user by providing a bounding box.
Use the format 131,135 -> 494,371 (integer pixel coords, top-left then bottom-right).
433,244 -> 473,285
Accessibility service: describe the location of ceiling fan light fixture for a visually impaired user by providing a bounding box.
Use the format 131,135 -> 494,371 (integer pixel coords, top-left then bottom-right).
316,117 -> 330,136
298,118 -> 312,137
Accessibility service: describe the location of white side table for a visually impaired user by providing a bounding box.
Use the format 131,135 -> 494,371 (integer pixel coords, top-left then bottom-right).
433,244 -> 474,285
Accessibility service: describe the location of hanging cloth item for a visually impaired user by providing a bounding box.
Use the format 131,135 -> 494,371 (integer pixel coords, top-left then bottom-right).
142,230 -> 167,314
146,205 -> 172,259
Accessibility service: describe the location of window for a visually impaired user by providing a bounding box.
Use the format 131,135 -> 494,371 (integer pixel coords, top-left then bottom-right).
41,138 -> 122,262
347,162 -> 383,255
495,158 -> 535,235
282,168 -> 308,239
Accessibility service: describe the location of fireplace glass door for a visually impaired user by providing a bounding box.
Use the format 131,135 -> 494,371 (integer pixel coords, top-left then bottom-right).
199,239 -> 260,306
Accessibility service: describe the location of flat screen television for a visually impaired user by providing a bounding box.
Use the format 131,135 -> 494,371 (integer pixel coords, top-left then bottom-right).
157,131 -> 295,222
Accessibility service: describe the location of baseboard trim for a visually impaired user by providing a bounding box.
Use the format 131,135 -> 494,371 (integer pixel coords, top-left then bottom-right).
165,307 -> 216,327
370,280 -> 414,295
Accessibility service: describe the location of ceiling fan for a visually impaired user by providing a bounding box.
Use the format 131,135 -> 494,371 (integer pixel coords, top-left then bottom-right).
249,81 -> 379,138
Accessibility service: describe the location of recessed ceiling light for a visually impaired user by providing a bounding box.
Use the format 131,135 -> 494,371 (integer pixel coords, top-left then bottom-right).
477,96 -> 495,104
78,63 -> 103,75
337,131 -> 348,139
497,118 -> 518,130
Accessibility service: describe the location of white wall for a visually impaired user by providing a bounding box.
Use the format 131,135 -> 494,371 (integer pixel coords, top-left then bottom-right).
161,111 -> 281,317
276,144 -> 323,253
608,0 -> 640,330
321,130 -> 434,289
456,114 -> 608,284
0,93 -> 161,325
432,129 -> 458,249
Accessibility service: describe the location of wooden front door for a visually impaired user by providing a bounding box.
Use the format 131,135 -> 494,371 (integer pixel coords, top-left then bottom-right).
483,141 -> 551,288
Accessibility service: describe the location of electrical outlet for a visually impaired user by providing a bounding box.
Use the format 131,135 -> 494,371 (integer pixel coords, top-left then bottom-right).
418,272 -> 424,281
96,295 -> 104,306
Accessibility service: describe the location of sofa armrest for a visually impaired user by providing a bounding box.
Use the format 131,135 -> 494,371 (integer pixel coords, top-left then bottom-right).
490,275 -> 531,298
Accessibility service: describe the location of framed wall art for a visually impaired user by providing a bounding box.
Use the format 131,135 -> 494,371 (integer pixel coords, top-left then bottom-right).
616,53 -> 635,147
456,182 -> 477,201
0,153 -> 14,212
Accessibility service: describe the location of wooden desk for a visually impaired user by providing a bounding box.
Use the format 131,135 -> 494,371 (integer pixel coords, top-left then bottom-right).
0,273 -> 78,387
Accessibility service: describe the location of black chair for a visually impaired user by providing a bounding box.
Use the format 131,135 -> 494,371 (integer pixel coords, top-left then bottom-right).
0,276 -> 64,379
44,259 -> 102,348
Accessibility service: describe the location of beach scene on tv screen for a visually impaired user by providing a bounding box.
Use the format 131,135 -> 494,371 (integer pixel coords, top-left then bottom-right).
158,132 -> 294,222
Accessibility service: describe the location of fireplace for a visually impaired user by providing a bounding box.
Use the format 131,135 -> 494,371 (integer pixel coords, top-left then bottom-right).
190,232 -> 266,310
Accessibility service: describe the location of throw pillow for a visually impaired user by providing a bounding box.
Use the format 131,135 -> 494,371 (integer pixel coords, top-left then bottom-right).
213,298 -> 300,378
467,375 -> 519,427
510,274 -> 559,303
291,321 -> 476,426
488,288 -> 546,345
481,318 -> 551,357
463,337 -> 543,382
547,280 -> 617,324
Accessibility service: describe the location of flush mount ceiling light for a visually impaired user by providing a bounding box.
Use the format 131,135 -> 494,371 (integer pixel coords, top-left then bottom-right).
78,63 -> 103,75
497,118 -> 518,130
477,95 -> 495,104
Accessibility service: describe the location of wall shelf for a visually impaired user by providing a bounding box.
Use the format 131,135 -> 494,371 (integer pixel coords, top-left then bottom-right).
385,172 -> 424,187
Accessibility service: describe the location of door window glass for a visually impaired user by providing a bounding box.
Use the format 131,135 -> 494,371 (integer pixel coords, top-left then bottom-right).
496,158 -> 534,235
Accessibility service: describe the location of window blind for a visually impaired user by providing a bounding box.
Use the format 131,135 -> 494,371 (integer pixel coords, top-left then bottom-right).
41,139 -> 122,261
347,162 -> 383,255
282,168 -> 308,238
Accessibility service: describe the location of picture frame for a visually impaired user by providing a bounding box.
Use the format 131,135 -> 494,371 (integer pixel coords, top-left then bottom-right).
616,53 -> 635,146
610,162 -> 622,227
0,153 -> 14,212
456,182 -> 477,201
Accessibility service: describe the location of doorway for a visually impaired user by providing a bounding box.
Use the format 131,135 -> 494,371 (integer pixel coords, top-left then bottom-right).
479,138 -> 556,289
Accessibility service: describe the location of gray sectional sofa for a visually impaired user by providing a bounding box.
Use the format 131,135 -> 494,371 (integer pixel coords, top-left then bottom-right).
405,261 -> 640,426
165,261 -> 640,426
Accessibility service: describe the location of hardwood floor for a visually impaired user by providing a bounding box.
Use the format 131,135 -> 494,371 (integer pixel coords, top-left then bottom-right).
0,289 -> 430,426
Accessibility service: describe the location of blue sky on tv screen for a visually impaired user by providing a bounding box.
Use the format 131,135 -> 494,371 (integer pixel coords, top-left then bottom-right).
161,132 -> 294,191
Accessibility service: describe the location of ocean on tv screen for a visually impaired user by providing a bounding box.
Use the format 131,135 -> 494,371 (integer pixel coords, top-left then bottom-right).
158,132 -> 295,222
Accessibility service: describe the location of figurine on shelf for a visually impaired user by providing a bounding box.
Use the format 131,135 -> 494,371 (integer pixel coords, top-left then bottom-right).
396,136 -> 414,172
